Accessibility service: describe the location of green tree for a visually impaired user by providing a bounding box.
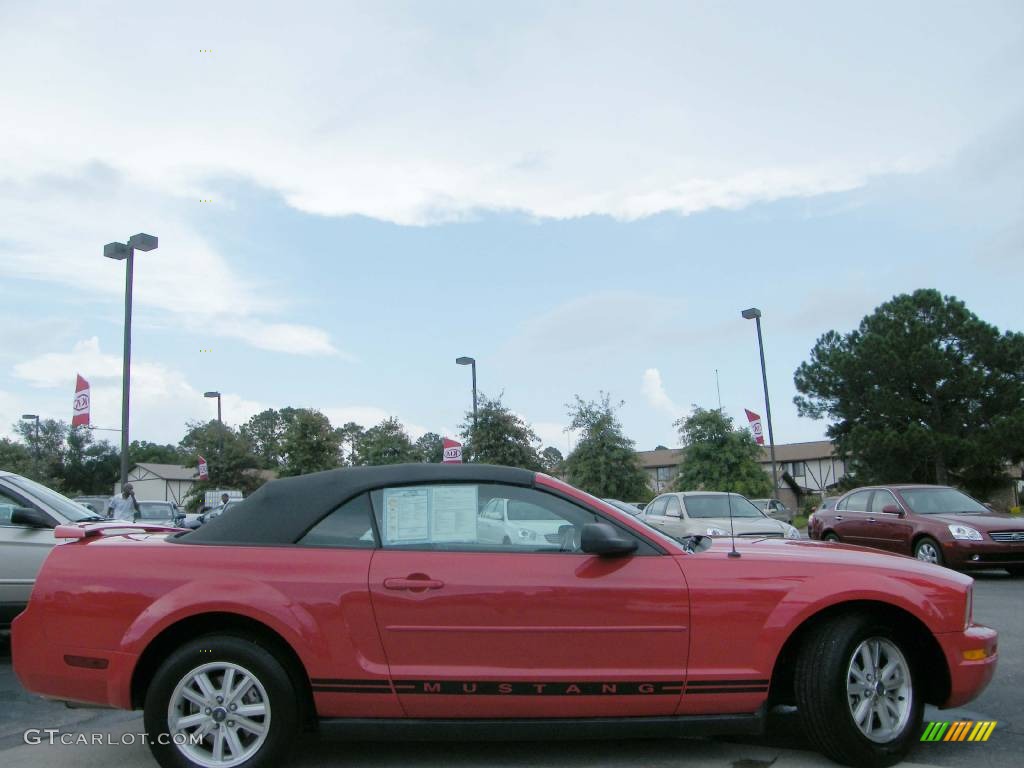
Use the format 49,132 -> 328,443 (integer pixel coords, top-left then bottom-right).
13,418 -> 68,488
562,394 -> 649,499
179,420 -> 263,508
279,408 -> 341,476
356,417 -> 419,465
415,432 -> 444,463
794,289 -> 1024,497
0,437 -> 33,476
241,409 -> 287,469
460,393 -> 542,470
539,446 -> 564,474
128,440 -> 183,465
335,422 -> 365,466
64,427 -> 119,495
673,407 -> 773,497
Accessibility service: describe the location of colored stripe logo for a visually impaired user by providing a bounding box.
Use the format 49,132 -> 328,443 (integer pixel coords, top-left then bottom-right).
921,721 -> 996,742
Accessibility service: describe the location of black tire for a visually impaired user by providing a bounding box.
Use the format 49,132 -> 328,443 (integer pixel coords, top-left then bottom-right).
794,613 -> 923,768
1006,566 -> 1024,578
143,634 -> 299,768
824,532 -> 840,542
913,536 -> 944,566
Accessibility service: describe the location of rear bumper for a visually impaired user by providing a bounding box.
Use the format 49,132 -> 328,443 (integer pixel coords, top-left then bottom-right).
12,605 -> 136,710
943,540 -> 1024,569
936,624 -> 998,708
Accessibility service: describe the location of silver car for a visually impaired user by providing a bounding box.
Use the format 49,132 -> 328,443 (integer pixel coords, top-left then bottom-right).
642,491 -> 800,541
750,497 -> 795,524
136,500 -> 184,526
0,471 -> 104,629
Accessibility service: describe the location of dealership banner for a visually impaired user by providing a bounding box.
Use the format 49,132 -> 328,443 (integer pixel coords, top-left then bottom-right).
442,437 -> 463,463
197,456 -> 209,481
71,374 -> 91,427
744,409 -> 764,445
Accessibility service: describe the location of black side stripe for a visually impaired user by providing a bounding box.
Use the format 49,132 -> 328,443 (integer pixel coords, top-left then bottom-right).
311,679 -> 768,696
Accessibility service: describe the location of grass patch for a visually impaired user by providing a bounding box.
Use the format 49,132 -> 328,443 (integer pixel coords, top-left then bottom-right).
792,514 -> 808,529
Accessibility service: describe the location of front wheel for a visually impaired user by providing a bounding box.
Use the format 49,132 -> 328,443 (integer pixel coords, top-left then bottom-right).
795,614 -> 922,767
144,634 -> 298,768
824,532 -> 840,542
914,537 -> 944,566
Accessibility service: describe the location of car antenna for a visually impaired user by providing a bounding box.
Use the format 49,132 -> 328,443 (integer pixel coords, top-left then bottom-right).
727,492 -> 741,558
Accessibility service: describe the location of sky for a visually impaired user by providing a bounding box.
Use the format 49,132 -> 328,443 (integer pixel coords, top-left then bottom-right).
1,0 -> 1023,457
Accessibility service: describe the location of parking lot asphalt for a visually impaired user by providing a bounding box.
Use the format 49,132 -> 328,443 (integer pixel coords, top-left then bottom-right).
1,570 -> 1019,768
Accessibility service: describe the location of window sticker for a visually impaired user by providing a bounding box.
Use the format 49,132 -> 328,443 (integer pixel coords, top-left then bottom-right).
381,485 -> 479,545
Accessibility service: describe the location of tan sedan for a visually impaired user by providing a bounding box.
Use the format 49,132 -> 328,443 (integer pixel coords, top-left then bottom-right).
641,491 -> 801,540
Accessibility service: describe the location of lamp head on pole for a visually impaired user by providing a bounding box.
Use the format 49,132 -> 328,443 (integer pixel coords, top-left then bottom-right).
204,391 -> 221,399
21,414 -> 38,420
455,356 -> 475,366
741,307 -> 762,320
103,242 -> 130,261
127,233 -> 159,252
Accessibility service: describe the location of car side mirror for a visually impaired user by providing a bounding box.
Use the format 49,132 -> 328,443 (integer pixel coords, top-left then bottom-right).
881,504 -> 904,517
580,522 -> 638,556
11,506 -> 54,528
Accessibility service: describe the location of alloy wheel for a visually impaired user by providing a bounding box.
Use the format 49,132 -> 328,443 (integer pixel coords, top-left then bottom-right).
846,637 -> 912,743
915,542 -> 940,563
167,661 -> 271,768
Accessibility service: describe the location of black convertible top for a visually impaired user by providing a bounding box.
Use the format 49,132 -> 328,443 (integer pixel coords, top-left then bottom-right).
178,463 -> 537,545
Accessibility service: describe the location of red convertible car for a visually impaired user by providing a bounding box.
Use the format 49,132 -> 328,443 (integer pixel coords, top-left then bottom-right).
14,465 -> 996,768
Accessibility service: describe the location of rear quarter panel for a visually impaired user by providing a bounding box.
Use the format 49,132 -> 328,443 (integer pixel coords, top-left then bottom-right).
16,534 -> 397,715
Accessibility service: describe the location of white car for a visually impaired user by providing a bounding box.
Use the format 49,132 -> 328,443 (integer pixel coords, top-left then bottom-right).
477,496 -> 567,546
0,471 -> 104,629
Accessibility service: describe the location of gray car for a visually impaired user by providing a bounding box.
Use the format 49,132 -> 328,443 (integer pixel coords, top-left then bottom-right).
0,471 -> 104,628
642,491 -> 800,541
136,500 -> 184,526
750,497 -> 795,524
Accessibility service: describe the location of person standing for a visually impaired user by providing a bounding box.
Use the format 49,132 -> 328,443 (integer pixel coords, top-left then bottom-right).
107,483 -> 141,522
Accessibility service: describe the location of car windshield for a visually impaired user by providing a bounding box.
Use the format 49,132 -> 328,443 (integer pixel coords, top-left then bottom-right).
751,499 -> 770,510
137,502 -> 175,519
900,488 -> 989,515
685,494 -> 765,519
5,475 -> 100,522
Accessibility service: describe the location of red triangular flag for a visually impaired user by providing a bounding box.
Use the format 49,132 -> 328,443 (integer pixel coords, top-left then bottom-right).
72,375 -> 90,427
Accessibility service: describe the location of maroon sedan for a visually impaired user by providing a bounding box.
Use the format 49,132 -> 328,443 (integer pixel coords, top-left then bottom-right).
809,484 -> 1024,574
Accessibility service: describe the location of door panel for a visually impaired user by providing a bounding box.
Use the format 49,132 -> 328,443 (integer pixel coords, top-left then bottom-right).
369,549 -> 689,718
865,490 -> 914,554
834,490 -> 875,545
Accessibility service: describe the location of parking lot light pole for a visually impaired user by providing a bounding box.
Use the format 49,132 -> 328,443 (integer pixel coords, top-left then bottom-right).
21,414 -> 40,469
456,356 -> 477,458
741,307 -> 779,499
104,233 -> 158,489
204,391 -> 223,458
456,357 -> 477,427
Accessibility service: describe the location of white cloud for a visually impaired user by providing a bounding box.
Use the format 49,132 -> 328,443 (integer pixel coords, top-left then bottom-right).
10,338 -> 267,442
642,368 -> 683,418
2,2 -> 1015,227
0,168 -> 341,359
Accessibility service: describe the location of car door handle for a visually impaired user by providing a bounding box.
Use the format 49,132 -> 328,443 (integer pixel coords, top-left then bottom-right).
834,515 -> 843,521
383,577 -> 445,591
866,518 -> 877,523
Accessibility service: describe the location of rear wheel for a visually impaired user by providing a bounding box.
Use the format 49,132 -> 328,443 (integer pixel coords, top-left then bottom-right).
824,532 -> 840,542
914,537 -> 943,566
795,614 -> 922,767
144,634 -> 298,768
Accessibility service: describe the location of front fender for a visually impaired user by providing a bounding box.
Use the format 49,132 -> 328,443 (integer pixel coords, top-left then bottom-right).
755,568 -> 967,673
